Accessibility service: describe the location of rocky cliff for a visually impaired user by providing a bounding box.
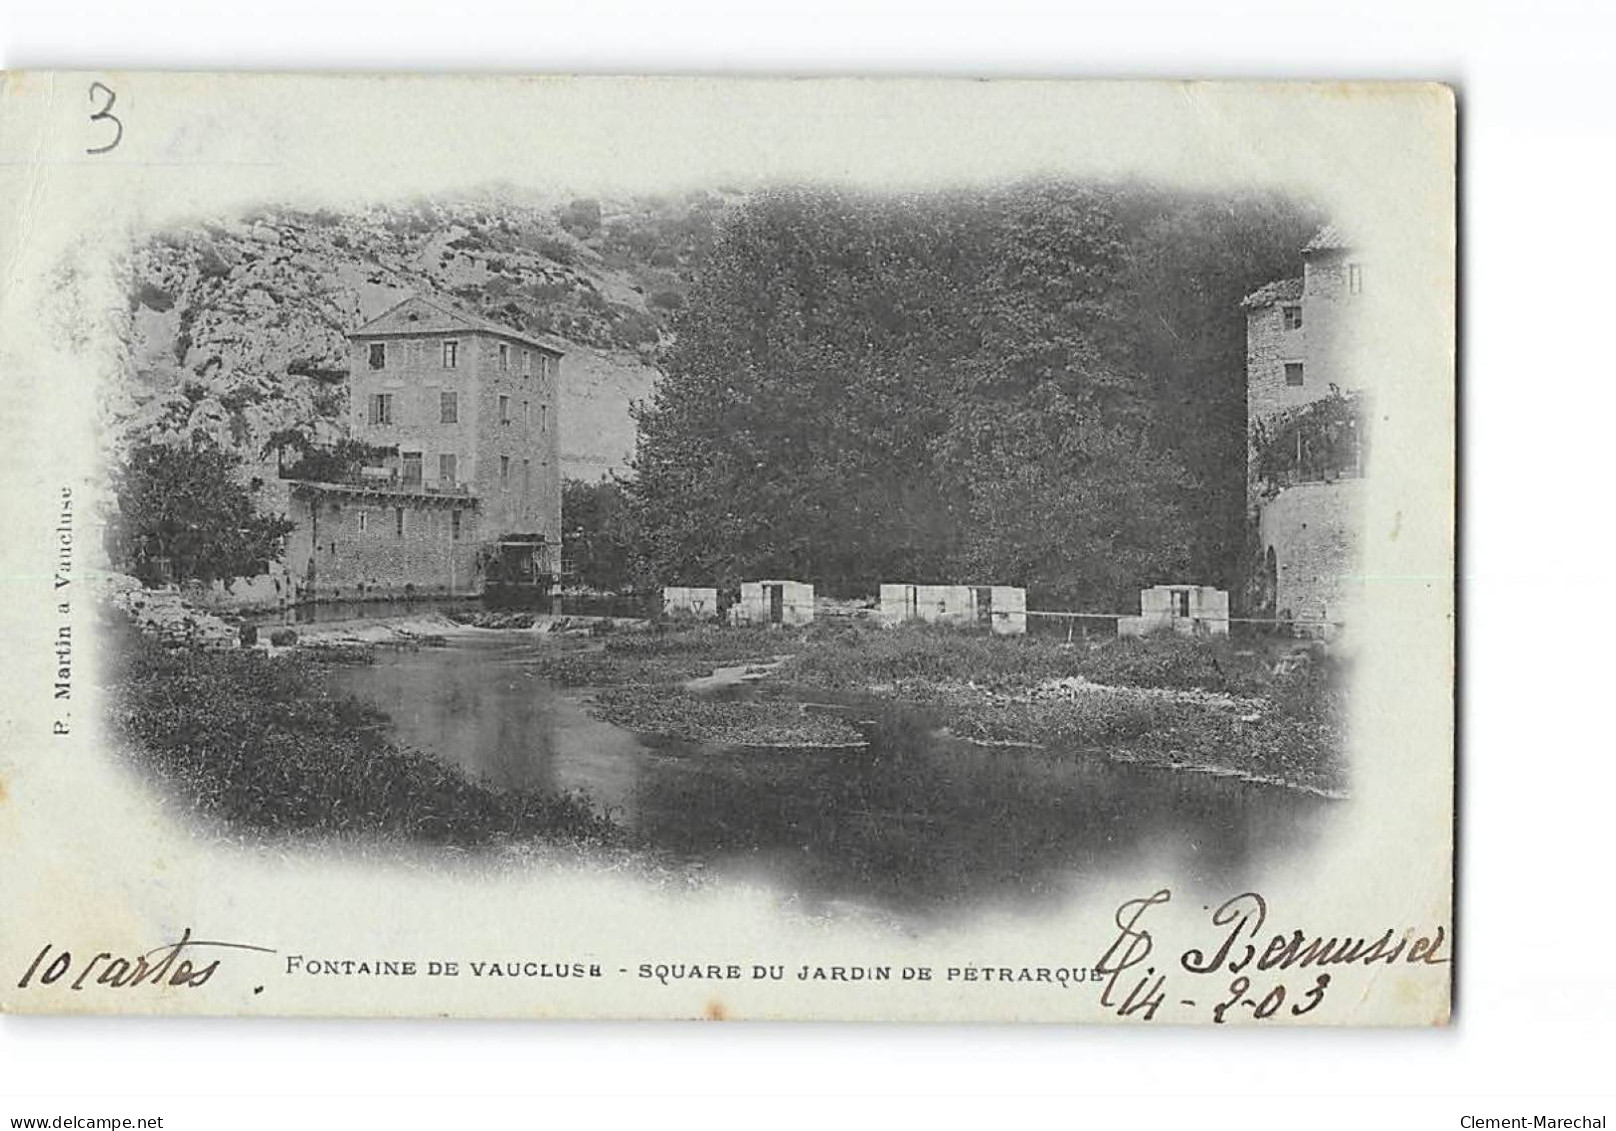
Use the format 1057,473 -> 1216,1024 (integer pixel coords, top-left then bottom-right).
114,190 -> 735,480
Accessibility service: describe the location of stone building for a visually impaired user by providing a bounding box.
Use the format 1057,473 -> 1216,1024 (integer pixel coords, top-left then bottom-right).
733,580 -> 815,627
662,586 -> 720,620
878,583 -> 1027,635
1243,225 -> 1367,628
281,295 -> 565,601
1118,584 -> 1230,637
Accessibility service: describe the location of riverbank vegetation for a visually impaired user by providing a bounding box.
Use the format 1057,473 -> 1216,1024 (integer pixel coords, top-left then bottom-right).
591,686 -> 865,749
543,620 -> 1348,795
527,625 -> 787,687
793,627 -> 1348,794
106,619 -> 618,847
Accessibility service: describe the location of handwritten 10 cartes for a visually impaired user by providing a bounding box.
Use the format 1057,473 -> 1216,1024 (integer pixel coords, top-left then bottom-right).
1096,889 -> 1451,1022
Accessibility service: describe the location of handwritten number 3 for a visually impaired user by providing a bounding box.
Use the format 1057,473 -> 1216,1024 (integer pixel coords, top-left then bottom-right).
86,82 -> 122,155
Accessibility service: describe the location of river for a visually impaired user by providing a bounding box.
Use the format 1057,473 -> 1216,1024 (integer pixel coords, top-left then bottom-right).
327,635 -> 1339,919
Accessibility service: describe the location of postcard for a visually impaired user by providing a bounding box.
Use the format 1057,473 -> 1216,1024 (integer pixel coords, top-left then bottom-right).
0,73 -> 1455,1022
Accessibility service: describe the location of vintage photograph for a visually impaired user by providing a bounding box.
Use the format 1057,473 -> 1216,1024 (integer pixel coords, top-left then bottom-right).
106,187 -> 1357,903
0,75 -> 1455,1023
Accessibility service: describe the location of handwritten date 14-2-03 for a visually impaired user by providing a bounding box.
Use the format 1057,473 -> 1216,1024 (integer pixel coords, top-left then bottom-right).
1096,889 -> 1450,1022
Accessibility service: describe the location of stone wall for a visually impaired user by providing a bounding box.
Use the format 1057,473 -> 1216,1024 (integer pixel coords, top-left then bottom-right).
347,322 -> 562,546
1257,478 -> 1365,625
465,332 -> 562,540
734,580 -> 815,626
663,586 -> 719,619
1246,291 -> 1313,426
878,584 -> 1027,634
284,489 -> 483,601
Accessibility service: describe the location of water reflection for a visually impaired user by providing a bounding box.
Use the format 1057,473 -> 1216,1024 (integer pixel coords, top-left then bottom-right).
328,638 -> 1338,917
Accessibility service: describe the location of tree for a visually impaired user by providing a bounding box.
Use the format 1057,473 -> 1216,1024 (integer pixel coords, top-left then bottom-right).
625,181 -> 1319,606
627,186 -> 985,593
561,478 -> 636,592
110,439 -> 295,585
1114,190 -> 1325,587
938,183 -> 1196,607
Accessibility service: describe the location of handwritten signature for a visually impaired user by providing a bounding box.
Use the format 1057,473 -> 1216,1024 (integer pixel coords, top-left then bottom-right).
16,928 -> 276,992
1096,889 -> 1450,1022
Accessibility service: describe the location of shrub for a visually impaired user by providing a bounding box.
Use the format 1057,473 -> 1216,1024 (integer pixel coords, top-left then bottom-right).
536,237 -> 576,264
560,198 -> 601,237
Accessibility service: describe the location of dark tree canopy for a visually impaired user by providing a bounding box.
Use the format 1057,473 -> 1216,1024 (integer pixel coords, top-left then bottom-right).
111,439 -> 295,585
625,182 -> 1320,609
561,478 -> 636,592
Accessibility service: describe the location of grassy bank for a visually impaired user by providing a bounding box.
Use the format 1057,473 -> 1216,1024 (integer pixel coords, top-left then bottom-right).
782,623 -> 1276,696
527,625 -> 789,687
591,686 -> 865,748
106,620 -> 619,847
780,625 -> 1347,793
526,625 -> 857,747
540,620 -> 1348,794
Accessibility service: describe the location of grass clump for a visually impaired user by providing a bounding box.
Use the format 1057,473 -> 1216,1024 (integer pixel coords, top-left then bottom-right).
784,623 -> 1275,696
591,686 -> 865,748
531,625 -> 789,687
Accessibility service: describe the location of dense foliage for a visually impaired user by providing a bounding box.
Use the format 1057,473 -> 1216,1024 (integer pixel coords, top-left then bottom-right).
262,430 -> 398,483
626,183 -> 1320,608
109,439 -> 296,585
560,478 -> 637,592
1250,387 -> 1368,492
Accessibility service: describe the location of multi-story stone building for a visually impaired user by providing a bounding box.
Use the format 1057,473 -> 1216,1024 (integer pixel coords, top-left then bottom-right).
1243,225 -> 1367,628
279,295 -> 565,601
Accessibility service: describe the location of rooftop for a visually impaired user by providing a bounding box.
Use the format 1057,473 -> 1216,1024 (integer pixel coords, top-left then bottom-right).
1303,223 -> 1352,253
1240,276 -> 1304,310
350,293 -> 568,355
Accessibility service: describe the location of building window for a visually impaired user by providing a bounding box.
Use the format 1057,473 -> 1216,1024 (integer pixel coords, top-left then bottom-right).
522,400 -> 530,428
451,510 -> 462,541
394,507 -> 404,539
1284,362 -> 1305,387
1172,589 -> 1190,618
539,404 -> 548,433
1282,305 -> 1302,331
499,395 -> 511,423
523,458 -> 531,495
442,340 -> 459,369
401,451 -> 423,485
368,393 -> 394,425
500,455 -> 510,486
358,511 -> 368,534
1348,263 -> 1363,294
438,453 -> 456,486
523,350 -> 532,374
498,343 -> 510,371
368,342 -> 386,369
440,391 -> 458,424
